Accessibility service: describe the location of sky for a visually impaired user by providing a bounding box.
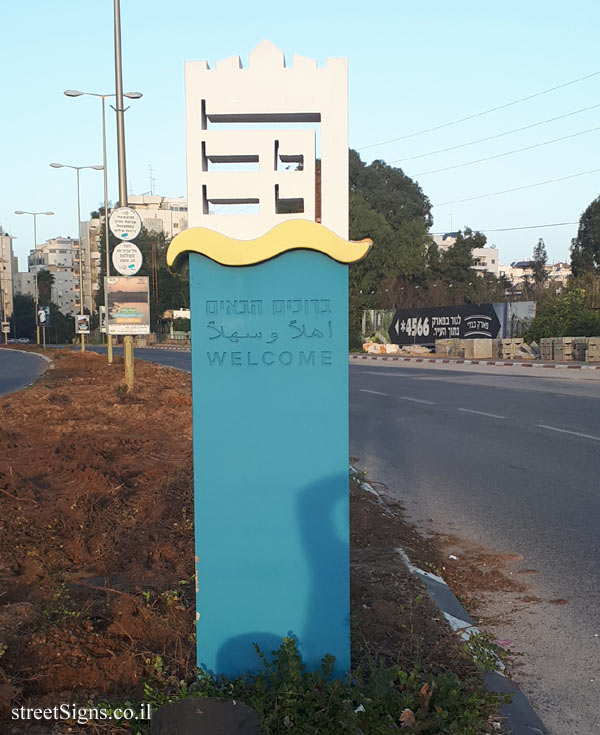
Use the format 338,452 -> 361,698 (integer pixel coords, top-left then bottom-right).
2,0 -> 599,271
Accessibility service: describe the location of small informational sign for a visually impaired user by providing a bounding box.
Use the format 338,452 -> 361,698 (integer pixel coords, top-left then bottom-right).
105,276 -> 150,335
99,305 -> 107,333
112,241 -> 143,276
1,322 -> 9,334
109,207 -> 142,241
37,306 -> 51,327
76,315 -> 90,334
173,308 -> 191,319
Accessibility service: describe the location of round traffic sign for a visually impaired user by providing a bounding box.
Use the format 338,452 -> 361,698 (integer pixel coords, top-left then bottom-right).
109,206 -> 142,241
112,241 -> 143,276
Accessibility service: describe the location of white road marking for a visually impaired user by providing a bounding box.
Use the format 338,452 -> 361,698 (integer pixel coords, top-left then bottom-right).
360,389 -> 388,396
536,424 -> 600,442
458,408 -> 506,419
398,396 -> 436,405
359,371 -> 406,376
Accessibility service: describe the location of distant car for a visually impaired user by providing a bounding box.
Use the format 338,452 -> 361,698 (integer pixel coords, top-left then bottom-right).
17,338 -> 30,344
7,338 -> 16,343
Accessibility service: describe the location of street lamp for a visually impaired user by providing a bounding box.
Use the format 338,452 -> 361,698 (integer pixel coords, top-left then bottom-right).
14,210 -> 54,344
49,164 -> 103,352
63,89 -> 142,364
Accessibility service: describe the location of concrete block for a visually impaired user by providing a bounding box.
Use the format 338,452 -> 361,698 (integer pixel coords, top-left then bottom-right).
464,339 -> 493,359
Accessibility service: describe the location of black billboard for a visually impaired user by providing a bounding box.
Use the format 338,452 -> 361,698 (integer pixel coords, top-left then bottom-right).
388,304 -> 501,345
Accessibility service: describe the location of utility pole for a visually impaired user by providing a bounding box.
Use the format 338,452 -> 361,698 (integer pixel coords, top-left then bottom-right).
114,0 -> 134,391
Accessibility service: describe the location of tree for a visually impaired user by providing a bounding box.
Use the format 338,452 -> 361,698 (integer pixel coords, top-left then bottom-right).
349,150 -> 432,229
348,151 -> 433,333
36,269 -> 55,304
526,288 -> 600,341
532,238 -> 548,285
11,294 -> 36,339
571,196 -> 600,276
439,228 -> 480,285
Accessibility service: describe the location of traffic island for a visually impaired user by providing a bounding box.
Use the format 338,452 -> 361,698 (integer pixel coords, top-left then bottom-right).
0,351 -> 510,733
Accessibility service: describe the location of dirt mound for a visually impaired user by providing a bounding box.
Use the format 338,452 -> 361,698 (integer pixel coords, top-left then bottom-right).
0,351 -> 480,733
0,352 -> 195,729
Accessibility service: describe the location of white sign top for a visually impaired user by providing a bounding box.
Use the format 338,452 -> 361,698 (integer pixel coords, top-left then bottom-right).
112,241 -> 143,276
109,206 -> 142,241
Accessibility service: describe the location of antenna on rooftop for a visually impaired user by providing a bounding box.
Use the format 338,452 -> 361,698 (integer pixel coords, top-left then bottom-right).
148,164 -> 156,196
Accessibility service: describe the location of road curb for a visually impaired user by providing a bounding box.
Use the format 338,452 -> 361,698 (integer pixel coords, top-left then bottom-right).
144,345 -> 191,352
5,348 -> 54,372
350,467 -> 549,735
350,353 -> 600,370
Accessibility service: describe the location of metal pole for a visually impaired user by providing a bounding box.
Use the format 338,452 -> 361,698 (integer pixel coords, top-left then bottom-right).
76,167 -> 85,352
114,0 -> 134,391
33,214 -> 40,345
102,96 -> 114,365
114,0 -> 127,207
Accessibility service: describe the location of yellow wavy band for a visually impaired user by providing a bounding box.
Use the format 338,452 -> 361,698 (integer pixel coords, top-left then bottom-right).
166,219 -> 372,268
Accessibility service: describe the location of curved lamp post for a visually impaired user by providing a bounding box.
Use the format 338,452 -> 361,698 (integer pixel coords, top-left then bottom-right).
63,89 -> 142,364
49,163 -> 103,352
14,210 -> 54,344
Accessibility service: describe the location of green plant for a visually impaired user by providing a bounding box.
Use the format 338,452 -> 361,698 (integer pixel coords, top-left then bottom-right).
463,631 -> 509,673
43,582 -> 80,626
102,638 -> 505,734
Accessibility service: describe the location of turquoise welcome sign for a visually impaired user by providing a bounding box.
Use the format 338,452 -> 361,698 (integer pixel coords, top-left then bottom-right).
168,220 -> 371,676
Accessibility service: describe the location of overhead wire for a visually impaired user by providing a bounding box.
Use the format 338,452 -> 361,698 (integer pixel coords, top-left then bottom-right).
357,70 -> 600,151
432,167 -> 600,206
431,221 -> 578,234
388,103 -> 600,164
413,125 -> 600,176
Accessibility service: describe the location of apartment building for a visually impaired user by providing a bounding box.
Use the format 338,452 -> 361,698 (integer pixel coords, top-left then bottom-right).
432,233 -> 500,276
128,195 -> 188,239
27,237 -> 79,315
0,225 -> 15,319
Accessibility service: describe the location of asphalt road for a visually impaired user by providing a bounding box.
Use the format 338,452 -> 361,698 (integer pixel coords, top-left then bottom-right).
0,349 -> 48,397
349,362 -> 600,735
89,346 -> 599,732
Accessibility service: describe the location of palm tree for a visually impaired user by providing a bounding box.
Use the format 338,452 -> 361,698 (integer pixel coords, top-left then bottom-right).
36,269 -> 55,305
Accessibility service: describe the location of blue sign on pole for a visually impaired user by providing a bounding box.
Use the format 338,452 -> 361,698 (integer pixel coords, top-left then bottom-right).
168,221 -> 371,677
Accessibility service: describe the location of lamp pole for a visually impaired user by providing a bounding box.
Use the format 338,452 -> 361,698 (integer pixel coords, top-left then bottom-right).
63,90 -> 142,364
14,210 -> 54,345
49,164 -> 103,352
114,0 -> 135,392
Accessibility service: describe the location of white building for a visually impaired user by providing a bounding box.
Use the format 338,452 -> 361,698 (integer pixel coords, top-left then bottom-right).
433,233 -> 499,276
79,218 -> 102,313
432,233 -> 458,251
27,237 -> 79,315
472,246 -> 499,276
128,195 -> 188,240
0,225 -> 15,319
13,270 -> 36,299
546,261 -> 571,286
499,261 -> 533,286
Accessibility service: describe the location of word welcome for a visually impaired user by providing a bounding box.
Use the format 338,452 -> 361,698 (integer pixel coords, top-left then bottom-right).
206,350 -> 333,367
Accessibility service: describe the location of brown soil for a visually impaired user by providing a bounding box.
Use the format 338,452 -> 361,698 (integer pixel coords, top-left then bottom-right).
0,350 -> 481,733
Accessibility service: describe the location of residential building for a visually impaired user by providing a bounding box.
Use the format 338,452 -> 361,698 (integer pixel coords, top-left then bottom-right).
0,225 -> 15,319
27,237 -> 79,315
128,195 -> 188,239
546,261 -> 571,286
79,217 -> 102,313
13,270 -> 36,299
472,246 -> 499,277
432,233 -> 458,252
499,262 -> 534,288
433,233 -> 500,276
